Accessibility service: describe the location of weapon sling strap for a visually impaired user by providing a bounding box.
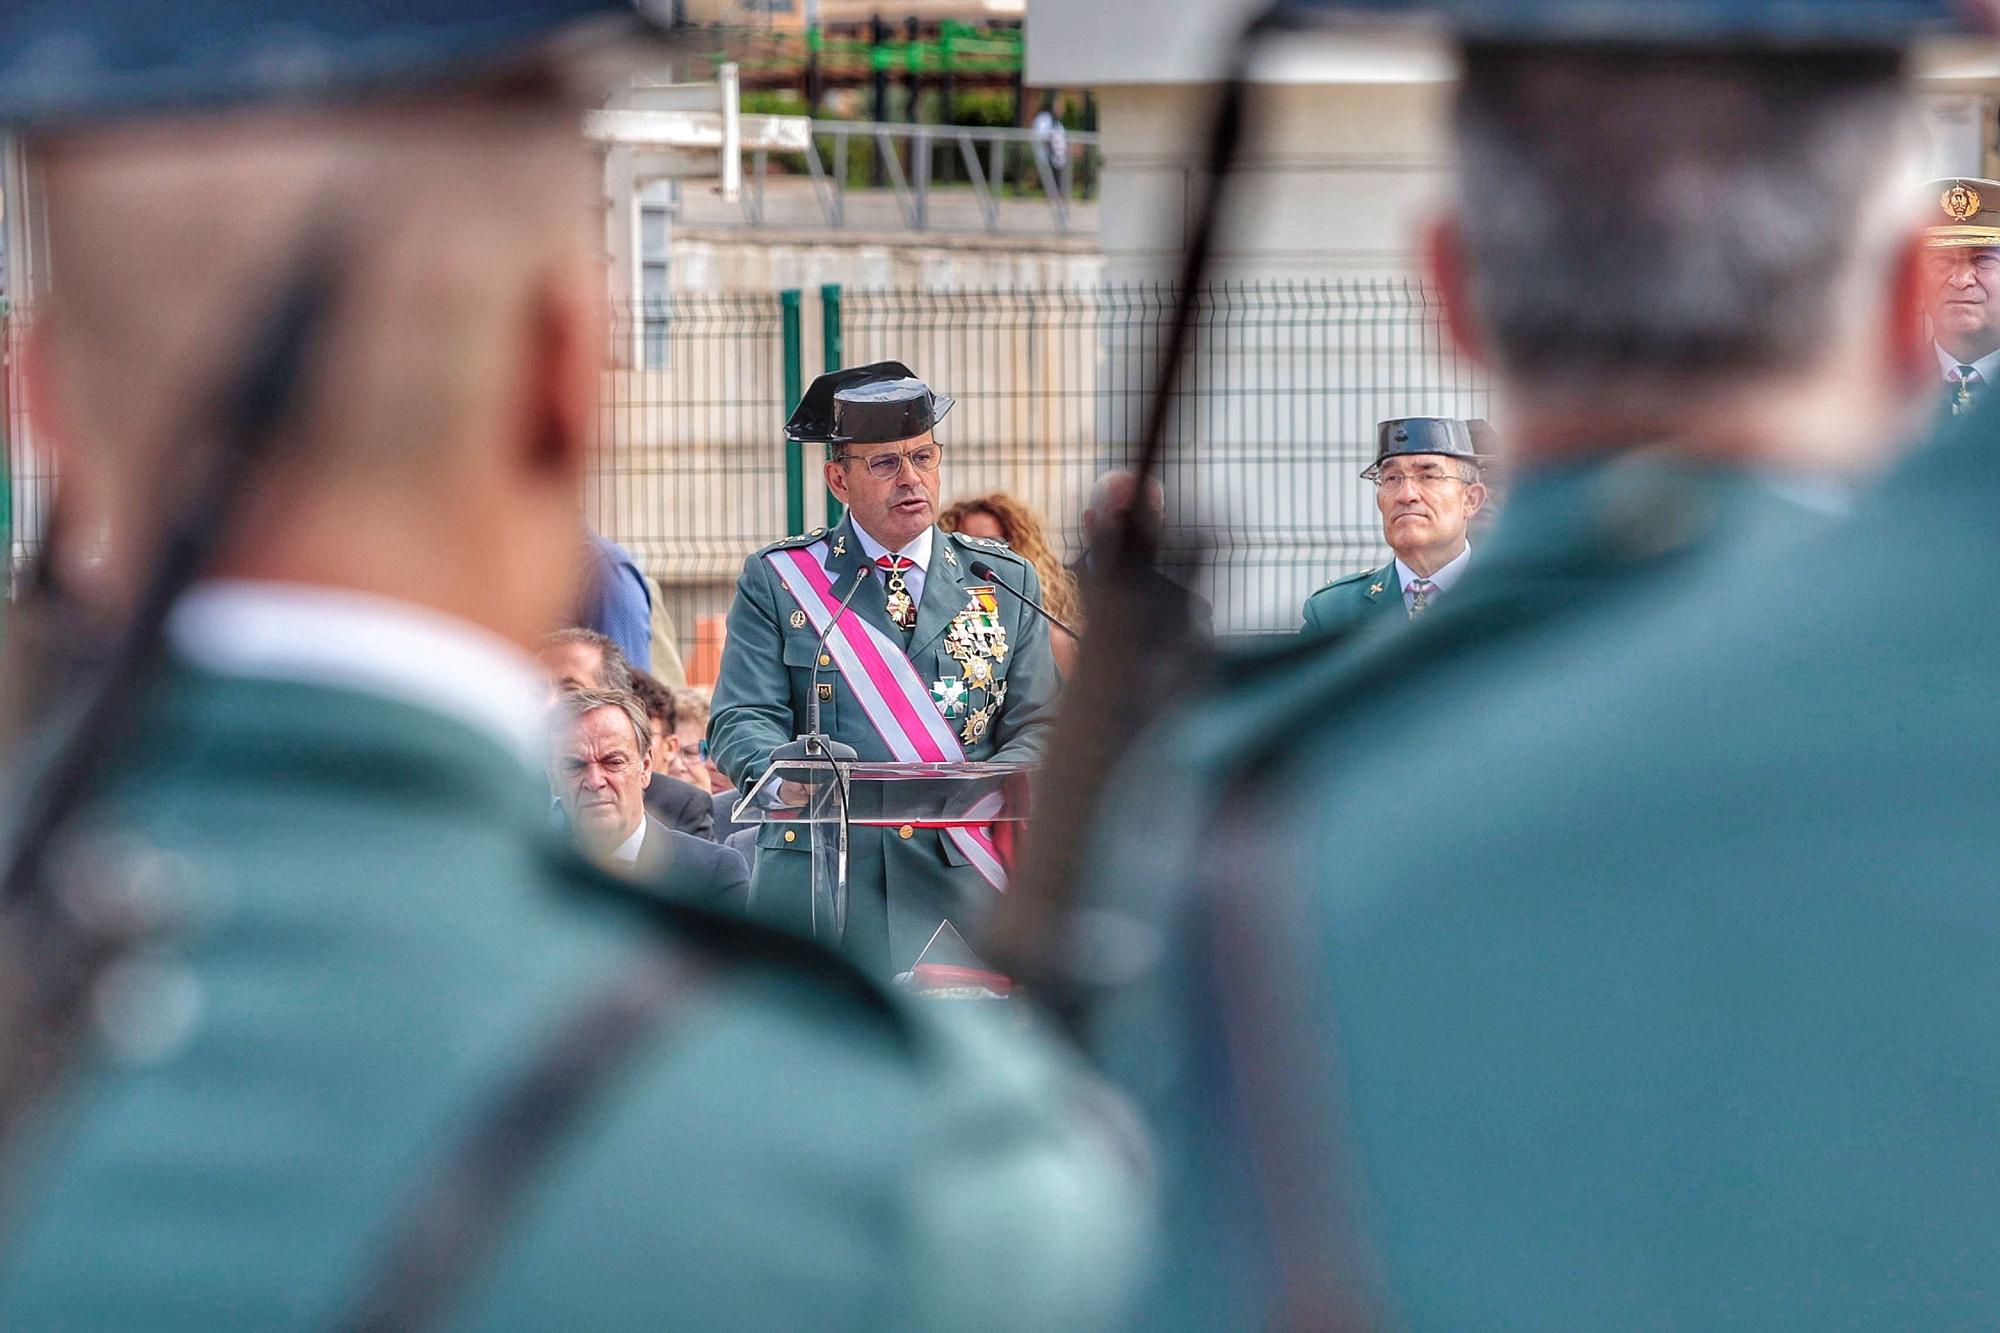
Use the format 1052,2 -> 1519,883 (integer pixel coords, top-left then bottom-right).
338,940 -> 715,1333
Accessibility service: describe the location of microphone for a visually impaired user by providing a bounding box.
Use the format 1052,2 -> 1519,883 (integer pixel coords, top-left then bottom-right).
970,560 -> 1081,641
771,565 -> 872,764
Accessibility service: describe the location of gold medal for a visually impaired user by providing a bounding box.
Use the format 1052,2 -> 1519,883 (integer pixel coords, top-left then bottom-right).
960,705 -> 992,745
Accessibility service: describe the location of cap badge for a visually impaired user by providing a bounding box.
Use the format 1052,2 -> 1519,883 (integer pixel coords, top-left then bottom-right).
1945,183 -> 1982,223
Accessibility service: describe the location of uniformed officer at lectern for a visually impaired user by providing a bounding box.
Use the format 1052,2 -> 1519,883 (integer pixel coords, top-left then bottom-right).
711,362 -> 1061,978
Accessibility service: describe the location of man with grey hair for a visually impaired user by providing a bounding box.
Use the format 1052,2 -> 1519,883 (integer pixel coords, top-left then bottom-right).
1072,468 -> 1212,637
538,626 -> 632,696
1079,27 -> 1942,1329
548,688 -> 746,907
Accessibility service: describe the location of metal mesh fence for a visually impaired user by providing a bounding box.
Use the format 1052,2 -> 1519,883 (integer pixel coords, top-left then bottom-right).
594,294 -> 793,682
839,281 -> 1490,636
4,281 -> 1487,662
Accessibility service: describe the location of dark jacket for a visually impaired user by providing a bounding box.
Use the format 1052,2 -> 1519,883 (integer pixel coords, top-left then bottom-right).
624,814 -> 749,914
645,774 -> 716,840
1299,561 -> 1404,641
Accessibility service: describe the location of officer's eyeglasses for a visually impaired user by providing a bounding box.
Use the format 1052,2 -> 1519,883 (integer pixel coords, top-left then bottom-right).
1372,467 -> 1471,490
844,443 -> 944,480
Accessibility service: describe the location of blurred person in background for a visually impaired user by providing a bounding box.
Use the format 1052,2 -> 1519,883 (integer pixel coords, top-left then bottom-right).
1072,470 -> 1213,643
663,686 -> 722,793
940,492 -> 1083,676
538,626 -> 631,696
578,528 -> 652,671
629,670 -> 716,839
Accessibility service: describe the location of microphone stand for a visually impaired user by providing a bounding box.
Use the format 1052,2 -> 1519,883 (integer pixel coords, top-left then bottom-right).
968,560 -> 1082,641
768,565 -> 872,942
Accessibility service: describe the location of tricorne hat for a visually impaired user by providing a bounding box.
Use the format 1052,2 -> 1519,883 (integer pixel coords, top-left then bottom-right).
1360,417 -> 1494,480
1923,178 -> 2000,250
785,361 -> 955,446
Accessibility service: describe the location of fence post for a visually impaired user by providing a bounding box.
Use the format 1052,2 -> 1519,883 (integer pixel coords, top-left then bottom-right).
820,283 -> 845,525
781,288 -> 805,536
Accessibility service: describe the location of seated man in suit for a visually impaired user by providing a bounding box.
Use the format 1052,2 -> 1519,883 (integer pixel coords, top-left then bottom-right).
1302,417 -> 1491,640
550,688 -> 747,910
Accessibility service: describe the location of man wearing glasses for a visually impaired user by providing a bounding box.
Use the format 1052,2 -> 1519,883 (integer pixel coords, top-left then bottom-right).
1301,417 -> 1490,638
710,362 -> 1060,978
1922,177 -> 2000,416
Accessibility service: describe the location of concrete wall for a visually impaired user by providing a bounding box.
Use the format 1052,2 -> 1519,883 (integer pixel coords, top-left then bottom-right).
1096,80 -> 1450,283
668,230 -> 1103,291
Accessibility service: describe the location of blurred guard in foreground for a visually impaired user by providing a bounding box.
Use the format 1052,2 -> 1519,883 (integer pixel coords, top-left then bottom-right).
0,5 -> 1145,1328
1077,0 -> 1953,1326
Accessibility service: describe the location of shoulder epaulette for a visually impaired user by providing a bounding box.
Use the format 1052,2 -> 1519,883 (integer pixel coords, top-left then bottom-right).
947,530 -> 1024,562
759,526 -> 827,554
1310,567 -> 1381,597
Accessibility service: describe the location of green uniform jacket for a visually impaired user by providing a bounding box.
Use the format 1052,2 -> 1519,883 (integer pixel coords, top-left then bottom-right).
1081,451 -> 1835,1330
1,664 -> 1144,1330
709,515 -> 1060,976
1299,560 -> 1404,639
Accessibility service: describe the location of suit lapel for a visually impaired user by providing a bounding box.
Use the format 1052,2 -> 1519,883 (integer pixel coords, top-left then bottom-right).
909,529 -> 968,657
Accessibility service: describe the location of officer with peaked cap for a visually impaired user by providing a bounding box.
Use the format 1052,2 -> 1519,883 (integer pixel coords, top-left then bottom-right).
1920,176 -> 2000,413
0,10 -> 1144,1329
1069,0 -> 1955,1325
711,362 -> 1061,979
1301,417 -> 1490,638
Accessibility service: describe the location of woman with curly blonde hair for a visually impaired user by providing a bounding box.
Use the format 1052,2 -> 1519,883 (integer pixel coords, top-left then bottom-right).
938,492 -> 1082,677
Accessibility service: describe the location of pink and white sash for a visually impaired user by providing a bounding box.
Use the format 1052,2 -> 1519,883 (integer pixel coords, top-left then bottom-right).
768,542 -> 1009,891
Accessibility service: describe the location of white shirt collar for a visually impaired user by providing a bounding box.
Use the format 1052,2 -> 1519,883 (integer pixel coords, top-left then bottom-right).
167,580 -> 549,767
1935,342 -> 2000,381
1394,542 -> 1472,599
850,522 -> 933,572
608,816 -> 647,865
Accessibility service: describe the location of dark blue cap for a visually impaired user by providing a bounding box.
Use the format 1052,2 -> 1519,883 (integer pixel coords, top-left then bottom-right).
1273,0 -> 1963,45
0,0 -> 668,126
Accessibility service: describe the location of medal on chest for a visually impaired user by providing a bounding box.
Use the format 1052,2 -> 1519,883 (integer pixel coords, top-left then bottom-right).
938,587 -> 1010,740
877,556 -> 918,631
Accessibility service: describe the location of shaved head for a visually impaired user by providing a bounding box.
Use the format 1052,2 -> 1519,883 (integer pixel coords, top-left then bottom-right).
30,98 -> 604,645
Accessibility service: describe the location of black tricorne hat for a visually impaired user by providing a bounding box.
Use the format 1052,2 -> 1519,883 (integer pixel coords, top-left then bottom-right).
1359,416 -> 1493,480
785,361 -> 955,447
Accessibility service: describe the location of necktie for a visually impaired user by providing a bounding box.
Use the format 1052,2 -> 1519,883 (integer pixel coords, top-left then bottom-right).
1951,364 -> 1985,417
876,555 -> 918,631
1407,577 -> 1437,618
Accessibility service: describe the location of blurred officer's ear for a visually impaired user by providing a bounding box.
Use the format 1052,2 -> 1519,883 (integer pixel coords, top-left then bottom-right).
1885,226 -> 1937,394
521,249 -> 603,487
1422,214 -> 1488,369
